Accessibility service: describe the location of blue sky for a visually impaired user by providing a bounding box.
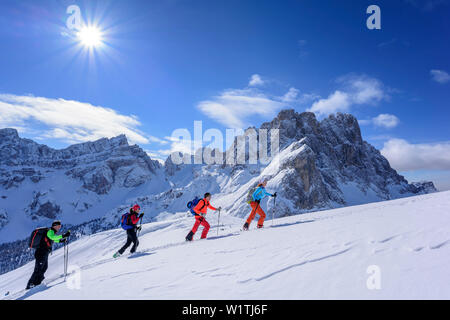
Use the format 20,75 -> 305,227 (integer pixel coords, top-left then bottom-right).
0,0 -> 449,189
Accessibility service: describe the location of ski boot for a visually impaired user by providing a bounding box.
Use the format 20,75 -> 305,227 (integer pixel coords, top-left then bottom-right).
113,252 -> 121,258
25,284 -> 35,290
242,222 -> 249,231
257,224 -> 264,229
185,231 -> 194,242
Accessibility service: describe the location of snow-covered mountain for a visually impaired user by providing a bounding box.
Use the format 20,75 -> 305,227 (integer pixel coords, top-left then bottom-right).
0,110 -> 436,275
0,128 -> 162,195
1,191 -> 449,300
0,128 -> 168,240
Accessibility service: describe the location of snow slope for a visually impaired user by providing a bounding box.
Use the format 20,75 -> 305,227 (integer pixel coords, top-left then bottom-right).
1,191 -> 449,300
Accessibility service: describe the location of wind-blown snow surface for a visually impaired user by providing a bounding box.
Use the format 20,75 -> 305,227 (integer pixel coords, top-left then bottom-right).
1,191 -> 449,300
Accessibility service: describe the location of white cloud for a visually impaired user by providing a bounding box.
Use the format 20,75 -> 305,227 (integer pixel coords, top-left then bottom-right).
430,69 -> 450,84
249,74 -> 265,87
307,75 -> 389,116
337,74 -> 387,104
197,88 -> 285,128
372,114 -> 399,128
199,74 -> 386,128
0,94 -> 163,145
282,88 -> 320,104
147,135 -> 169,145
281,87 -> 299,102
308,91 -> 351,116
146,135 -> 205,162
381,139 -> 450,171
361,114 -> 400,128
163,136 -> 198,155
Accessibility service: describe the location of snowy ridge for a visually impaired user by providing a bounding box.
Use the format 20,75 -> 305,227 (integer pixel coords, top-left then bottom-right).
1,191 -> 449,299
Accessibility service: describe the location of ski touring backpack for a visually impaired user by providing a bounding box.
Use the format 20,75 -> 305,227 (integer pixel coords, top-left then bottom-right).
120,212 -> 134,230
246,184 -> 259,204
187,197 -> 207,216
187,197 -> 201,216
28,227 -> 49,249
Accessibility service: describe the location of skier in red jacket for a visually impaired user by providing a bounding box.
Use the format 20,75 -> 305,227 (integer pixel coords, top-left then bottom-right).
185,193 -> 221,241
114,204 -> 144,258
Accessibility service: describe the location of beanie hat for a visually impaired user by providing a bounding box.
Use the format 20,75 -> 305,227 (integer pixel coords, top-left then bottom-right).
52,220 -> 61,227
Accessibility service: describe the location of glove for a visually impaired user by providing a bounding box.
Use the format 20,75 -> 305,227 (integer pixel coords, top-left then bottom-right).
217,207 -> 222,211
139,213 -> 144,218
136,226 -> 142,231
273,192 -> 277,198
59,238 -> 67,243
63,231 -> 71,238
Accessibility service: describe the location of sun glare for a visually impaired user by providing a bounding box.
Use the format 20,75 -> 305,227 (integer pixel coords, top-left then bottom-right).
77,26 -> 103,48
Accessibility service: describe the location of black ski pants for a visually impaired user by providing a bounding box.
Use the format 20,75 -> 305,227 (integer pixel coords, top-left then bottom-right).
27,248 -> 50,288
118,228 -> 139,254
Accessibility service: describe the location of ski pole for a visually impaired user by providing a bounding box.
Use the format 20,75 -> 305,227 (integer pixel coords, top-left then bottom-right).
272,195 -> 276,227
217,208 -> 221,236
63,241 -> 65,280
64,234 -> 70,281
66,240 -> 69,279
63,241 -> 67,281
137,216 -> 143,237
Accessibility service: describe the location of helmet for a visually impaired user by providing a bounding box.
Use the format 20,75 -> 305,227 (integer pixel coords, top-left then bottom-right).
132,204 -> 141,212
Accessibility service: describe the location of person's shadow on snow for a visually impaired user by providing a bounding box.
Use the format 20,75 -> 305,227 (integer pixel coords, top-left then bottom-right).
16,282 -> 60,300
127,252 -> 154,259
270,220 -> 315,228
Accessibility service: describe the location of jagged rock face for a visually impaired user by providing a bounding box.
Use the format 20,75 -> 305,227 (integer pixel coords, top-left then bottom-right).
278,142 -> 340,210
166,110 -> 436,217
164,152 -> 183,176
28,191 -> 61,220
255,110 -> 432,209
412,181 -> 438,194
0,129 -> 161,194
0,167 -> 44,189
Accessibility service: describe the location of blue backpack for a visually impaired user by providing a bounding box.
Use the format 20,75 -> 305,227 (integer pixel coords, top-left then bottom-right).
120,212 -> 134,230
187,197 -> 202,216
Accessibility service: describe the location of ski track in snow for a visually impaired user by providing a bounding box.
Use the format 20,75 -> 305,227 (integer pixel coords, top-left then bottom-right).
1,191 -> 450,300
238,246 -> 354,283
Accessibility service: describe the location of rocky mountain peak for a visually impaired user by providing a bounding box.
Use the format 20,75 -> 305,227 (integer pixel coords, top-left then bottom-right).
320,112 -> 363,145
0,131 -> 162,195
259,110 -> 365,149
0,128 -> 20,141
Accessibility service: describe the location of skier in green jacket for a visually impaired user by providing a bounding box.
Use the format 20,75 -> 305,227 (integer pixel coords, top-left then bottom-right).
26,220 -> 70,290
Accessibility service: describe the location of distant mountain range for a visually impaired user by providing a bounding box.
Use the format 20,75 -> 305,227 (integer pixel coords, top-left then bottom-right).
0,110 -> 436,274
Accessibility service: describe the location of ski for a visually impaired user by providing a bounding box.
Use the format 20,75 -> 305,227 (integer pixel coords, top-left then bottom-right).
3,277 -> 58,300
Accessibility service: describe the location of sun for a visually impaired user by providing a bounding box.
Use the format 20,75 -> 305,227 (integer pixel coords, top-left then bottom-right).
77,26 -> 103,48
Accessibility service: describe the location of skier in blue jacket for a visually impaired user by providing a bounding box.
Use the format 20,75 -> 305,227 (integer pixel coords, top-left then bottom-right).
243,179 -> 277,230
